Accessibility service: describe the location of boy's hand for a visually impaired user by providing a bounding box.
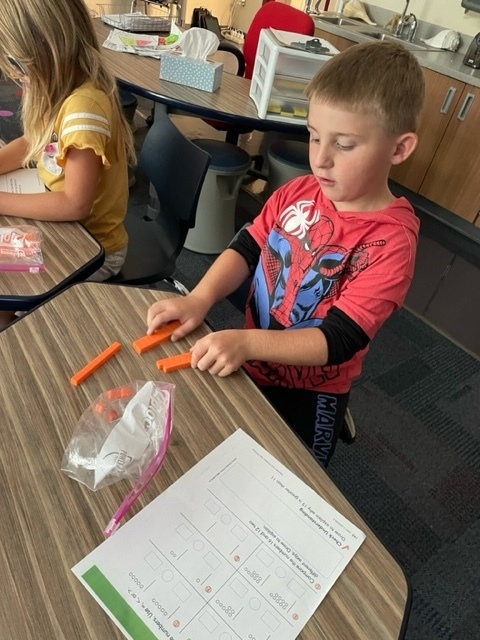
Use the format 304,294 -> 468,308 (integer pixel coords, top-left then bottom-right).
191,330 -> 250,377
146,294 -> 209,340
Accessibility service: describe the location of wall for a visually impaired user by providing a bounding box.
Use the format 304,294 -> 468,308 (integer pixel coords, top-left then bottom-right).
229,0 -> 309,33
230,0 -> 262,32
332,0 -> 480,37
88,0 -> 480,36
86,0 -> 234,26
84,0 -> 99,14
182,0 -> 238,26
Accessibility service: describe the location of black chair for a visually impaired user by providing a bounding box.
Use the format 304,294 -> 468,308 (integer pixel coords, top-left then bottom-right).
109,112 -> 211,286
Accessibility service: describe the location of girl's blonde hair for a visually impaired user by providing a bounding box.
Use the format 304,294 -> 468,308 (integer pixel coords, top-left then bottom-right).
0,0 -> 135,165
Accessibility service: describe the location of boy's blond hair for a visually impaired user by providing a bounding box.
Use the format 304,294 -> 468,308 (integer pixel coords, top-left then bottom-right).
0,0 -> 135,166
306,41 -> 425,135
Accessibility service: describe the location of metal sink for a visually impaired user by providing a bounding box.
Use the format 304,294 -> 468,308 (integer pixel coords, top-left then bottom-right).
315,16 -> 364,26
312,12 -> 364,26
314,14 -> 447,53
358,30 -> 432,51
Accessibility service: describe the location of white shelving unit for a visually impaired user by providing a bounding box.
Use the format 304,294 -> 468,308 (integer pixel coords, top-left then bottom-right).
249,28 -> 339,124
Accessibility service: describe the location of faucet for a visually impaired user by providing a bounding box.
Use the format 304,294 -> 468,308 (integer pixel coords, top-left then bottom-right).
307,0 -> 325,14
394,0 -> 410,37
406,14 -> 418,41
308,0 -> 345,14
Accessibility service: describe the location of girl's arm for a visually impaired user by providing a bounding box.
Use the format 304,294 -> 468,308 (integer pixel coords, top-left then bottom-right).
0,137 -> 29,175
0,147 -> 102,221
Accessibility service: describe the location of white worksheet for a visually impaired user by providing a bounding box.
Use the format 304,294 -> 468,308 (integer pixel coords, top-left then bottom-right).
73,429 -> 365,640
0,168 -> 45,194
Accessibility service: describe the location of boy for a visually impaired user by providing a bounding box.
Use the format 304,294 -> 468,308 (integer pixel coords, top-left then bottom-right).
146,41 -> 425,465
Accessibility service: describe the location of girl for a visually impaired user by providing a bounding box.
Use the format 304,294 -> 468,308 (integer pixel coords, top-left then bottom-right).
0,0 -> 135,282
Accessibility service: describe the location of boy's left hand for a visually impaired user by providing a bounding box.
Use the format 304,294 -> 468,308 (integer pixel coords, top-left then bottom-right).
191,330 -> 250,377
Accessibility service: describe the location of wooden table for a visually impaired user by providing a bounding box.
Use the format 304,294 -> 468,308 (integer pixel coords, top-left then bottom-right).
0,283 -> 410,639
94,20 -> 307,136
0,215 -> 103,311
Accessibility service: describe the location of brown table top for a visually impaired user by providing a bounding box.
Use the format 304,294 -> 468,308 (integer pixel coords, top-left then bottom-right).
0,214 -> 103,310
0,283 -> 409,639
94,19 -> 306,134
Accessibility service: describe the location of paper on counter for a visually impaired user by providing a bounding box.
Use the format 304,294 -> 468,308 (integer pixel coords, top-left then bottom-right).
73,429 -> 365,640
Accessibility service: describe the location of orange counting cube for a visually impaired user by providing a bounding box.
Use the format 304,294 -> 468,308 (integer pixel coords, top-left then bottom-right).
156,352 -> 192,373
95,401 -> 108,414
70,342 -> 122,386
107,385 -> 133,400
133,320 -> 181,354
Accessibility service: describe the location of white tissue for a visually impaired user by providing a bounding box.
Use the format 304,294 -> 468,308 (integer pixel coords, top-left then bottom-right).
422,29 -> 460,51
180,27 -> 220,60
93,382 -> 154,488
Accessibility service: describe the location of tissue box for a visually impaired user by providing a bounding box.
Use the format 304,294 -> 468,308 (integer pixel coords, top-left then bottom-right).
160,54 -> 223,93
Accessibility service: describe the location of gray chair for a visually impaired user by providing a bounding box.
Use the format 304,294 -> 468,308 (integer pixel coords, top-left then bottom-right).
109,113 -> 211,286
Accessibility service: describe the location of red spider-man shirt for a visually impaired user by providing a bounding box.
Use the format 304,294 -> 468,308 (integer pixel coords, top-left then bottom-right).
243,175 -> 420,393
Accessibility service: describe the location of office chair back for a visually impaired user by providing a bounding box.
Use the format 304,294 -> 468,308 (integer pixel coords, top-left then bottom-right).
243,2 -> 315,79
109,113 -> 211,285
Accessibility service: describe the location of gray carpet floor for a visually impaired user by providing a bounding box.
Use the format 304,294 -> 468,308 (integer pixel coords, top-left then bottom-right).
169,246 -> 480,640
128,112 -> 480,640
2,77 -> 480,640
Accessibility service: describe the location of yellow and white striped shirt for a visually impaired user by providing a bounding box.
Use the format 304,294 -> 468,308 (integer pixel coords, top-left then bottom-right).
38,81 -> 128,254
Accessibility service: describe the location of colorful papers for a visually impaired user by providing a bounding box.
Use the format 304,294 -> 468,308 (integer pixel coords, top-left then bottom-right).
102,24 -> 183,59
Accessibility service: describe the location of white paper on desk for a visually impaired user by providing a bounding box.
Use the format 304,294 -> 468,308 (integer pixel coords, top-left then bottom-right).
73,429 -> 365,640
0,168 -> 46,194
103,24 -> 184,58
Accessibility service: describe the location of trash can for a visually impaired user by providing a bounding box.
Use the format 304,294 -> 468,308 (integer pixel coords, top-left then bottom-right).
185,140 -> 251,254
264,140 -> 311,200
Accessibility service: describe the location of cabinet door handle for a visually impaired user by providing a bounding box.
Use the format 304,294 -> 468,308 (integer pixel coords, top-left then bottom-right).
457,93 -> 475,121
440,87 -> 457,114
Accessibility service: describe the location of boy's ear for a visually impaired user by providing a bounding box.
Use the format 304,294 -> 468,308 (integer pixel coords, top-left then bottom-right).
390,132 -> 418,165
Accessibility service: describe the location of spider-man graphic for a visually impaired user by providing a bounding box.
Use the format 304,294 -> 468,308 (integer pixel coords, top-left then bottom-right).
247,200 -> 385,388
251,201 -> 385,330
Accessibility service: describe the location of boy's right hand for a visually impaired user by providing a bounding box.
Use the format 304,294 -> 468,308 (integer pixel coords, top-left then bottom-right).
146,294 -> 209,341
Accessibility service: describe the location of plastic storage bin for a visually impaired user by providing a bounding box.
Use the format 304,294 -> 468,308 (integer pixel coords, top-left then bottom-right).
97,1 -> 171,31
249,28 -> 339,124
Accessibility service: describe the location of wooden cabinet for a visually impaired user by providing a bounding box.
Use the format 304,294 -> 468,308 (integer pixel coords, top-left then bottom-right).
419,83 -> 480,222
390,68 -> 480,223
314,28 -> 356,52
389,68 -> 464,192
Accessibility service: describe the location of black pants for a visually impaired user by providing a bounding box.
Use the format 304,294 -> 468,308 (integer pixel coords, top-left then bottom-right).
261,386 -> 350,467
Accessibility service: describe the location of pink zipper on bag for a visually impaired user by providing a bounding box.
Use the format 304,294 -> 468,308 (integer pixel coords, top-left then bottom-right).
104,399 -> 173,536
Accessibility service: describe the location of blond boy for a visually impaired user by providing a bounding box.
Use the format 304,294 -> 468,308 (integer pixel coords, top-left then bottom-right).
147,41 -> 425,465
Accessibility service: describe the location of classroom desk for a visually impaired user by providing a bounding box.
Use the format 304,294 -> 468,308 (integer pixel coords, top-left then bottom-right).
0,215 -> 104,311
93,20 -> 306,136
0,282 -> 410,639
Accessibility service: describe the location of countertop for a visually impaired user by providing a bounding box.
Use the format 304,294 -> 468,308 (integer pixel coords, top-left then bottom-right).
314,20 -> 480,88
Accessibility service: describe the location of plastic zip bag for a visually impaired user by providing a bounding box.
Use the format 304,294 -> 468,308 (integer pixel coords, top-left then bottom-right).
0,225 -> 45,272
62,380 -> 174,490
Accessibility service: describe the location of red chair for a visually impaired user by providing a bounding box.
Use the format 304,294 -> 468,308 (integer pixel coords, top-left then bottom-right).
242,2 -> 315,80
210,2 -> 315,143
